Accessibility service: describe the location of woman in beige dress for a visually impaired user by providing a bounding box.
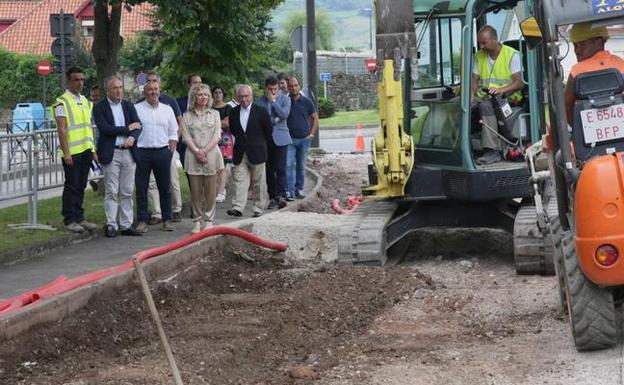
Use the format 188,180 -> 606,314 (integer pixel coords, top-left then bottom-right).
181,84 -> 225,233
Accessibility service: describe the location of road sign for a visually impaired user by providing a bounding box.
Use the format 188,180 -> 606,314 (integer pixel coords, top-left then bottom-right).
366,58 -> 377,72
36,60 -> 51,76
50,13 -> 75,37
136,72 -> 147,86
320,72 -> 332,82
51,38 -> 74,60
290,25 -> 306,51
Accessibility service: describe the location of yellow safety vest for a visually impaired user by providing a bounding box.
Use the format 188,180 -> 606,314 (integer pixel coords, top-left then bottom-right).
54,91 -> 94,157
476,44 -> 522,103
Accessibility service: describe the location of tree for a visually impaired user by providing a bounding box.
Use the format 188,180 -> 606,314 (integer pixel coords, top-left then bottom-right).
153,0 -> 284,94
92,0 -> 124,87
282,8 -> 334,51
119,31 -> 163,75
93,1 -> 284,94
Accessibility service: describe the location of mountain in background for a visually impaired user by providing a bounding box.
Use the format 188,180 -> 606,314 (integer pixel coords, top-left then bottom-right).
270,0 -> 375,52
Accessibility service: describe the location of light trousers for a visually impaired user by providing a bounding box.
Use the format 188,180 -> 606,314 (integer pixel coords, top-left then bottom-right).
148,150 -> 182,218
189,174 -> 218,223
102,149 -> 136,230
231,154 -> 267,213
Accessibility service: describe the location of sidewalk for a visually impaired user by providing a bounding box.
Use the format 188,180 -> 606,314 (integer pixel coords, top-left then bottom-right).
0,172 -> 317,299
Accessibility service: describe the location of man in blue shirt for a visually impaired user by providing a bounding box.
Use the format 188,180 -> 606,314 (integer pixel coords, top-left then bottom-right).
256,76 -> 291,209
286,77 -> 318,200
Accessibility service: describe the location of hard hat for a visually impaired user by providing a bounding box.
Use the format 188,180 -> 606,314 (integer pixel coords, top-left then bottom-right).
570,22 -> 609,43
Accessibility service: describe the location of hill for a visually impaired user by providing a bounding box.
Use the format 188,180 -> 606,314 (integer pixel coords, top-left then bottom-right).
270,0 -> 374,52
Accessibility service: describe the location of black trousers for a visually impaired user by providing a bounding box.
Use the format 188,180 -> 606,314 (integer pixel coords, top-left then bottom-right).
135,147 -> 173,223
62,149 -> 93,225
266,141 -> 288,200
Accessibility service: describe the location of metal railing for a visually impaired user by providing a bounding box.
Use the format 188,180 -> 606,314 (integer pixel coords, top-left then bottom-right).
0,121 -> 99,230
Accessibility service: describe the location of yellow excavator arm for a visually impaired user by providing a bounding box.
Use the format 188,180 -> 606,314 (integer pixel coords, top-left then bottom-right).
365,60 -> 415,198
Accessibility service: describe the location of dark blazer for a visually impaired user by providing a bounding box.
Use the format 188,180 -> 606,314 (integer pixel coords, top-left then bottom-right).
229,103 -> 273,165
93,98 -> 142,165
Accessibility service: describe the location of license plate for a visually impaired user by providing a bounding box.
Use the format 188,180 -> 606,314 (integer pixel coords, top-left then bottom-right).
580,104 -> 624,144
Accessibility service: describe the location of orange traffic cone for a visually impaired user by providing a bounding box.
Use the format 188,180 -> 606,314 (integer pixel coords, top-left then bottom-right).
355,123 -> 365,152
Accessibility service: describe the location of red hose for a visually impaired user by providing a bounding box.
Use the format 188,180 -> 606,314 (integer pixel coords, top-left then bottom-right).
0,226 -> 287,317
331,195 -> 363,215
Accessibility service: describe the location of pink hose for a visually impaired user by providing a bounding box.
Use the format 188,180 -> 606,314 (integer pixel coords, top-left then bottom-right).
331,195 -> 363,215
0,226 -> 287,317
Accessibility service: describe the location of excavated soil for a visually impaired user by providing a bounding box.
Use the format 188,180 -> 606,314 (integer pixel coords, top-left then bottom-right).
0,243 -> 431,385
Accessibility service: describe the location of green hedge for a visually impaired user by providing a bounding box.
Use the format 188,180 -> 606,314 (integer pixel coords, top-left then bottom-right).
0,49 -> 64,110
317,97 -> 336,118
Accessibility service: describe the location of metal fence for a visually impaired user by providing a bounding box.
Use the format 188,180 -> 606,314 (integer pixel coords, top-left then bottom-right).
0,121 -> 99,230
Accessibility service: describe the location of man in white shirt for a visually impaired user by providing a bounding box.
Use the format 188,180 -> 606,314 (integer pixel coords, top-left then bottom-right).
134,82 -> 178,232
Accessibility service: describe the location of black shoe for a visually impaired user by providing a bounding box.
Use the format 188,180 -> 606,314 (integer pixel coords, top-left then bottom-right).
227,208 -> 243,217
89,180 -> 99,192
172,212 -> 182,222
277,198 -> 287,209
267,199 -> 278,209
104,225 -> 117,238
120,227 -> 143,236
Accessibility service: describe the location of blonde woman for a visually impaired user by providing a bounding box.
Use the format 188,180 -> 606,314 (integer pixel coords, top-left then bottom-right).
181,84 -> 224,233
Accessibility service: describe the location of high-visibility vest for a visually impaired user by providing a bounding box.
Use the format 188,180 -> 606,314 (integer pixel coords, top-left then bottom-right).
54,91 -> 94,157
476,44 -> 522,102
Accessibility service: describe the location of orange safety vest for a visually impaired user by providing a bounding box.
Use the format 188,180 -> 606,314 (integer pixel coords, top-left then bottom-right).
570,50 -> 624,79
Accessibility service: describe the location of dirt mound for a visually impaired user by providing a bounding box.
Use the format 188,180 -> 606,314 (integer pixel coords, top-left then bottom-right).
0,242 -> 432,384
300,153 -> 370,214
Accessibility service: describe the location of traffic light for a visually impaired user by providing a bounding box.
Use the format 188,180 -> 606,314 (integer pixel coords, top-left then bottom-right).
50,13 -> 75,73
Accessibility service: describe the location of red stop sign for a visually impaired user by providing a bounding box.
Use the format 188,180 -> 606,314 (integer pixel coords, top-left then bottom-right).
37,60 -> 51,76
366,58 -> 377,72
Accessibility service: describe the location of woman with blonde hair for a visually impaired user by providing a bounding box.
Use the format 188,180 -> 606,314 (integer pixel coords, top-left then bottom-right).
180,83 -> 224,233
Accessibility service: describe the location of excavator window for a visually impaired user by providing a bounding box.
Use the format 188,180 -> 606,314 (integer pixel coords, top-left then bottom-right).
411,17 -> 463,149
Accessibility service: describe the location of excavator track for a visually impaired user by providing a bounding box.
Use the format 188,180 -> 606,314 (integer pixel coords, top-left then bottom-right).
337,200 -> 398,266
513,200 -> 555,275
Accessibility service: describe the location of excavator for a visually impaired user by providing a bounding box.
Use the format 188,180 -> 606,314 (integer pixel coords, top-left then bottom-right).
517,4 -> 624,351
338,0 -> 553,274
338,0 -> 624,351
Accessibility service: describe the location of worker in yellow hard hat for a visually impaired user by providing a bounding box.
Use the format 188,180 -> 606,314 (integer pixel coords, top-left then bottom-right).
565,22 -> 624,123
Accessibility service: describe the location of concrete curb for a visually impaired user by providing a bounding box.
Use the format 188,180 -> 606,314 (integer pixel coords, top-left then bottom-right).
0,169 -> 322,340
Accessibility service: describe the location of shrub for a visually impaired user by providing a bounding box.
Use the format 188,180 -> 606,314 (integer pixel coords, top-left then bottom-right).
317,97 -> 336,118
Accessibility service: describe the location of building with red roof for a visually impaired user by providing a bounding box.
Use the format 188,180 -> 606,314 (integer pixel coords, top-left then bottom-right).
0,0 -> 154,55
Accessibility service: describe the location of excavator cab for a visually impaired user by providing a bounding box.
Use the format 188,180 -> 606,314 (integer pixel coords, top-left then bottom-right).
518,6 -> 624,351
339,0 -> 553,273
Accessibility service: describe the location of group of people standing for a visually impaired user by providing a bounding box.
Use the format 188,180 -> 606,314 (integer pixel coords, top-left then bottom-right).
55,67 -> 318,237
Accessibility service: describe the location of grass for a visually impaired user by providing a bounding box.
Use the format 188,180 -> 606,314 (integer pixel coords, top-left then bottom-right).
0,169 -> 191,255
319,109 -> 379,128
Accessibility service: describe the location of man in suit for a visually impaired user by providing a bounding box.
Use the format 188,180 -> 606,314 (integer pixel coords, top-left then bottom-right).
256,75 -> 291,209
93,75 -> 143,237
227,84 -> 273,218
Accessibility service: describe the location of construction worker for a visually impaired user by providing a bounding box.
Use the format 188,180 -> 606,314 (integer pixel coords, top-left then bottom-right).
54,67 -> 98,233
471,25 -> 524,165
564,22 -> 624,124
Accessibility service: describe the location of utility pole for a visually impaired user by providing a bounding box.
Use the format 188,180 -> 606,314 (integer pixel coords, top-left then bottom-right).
306,0 -> 319,148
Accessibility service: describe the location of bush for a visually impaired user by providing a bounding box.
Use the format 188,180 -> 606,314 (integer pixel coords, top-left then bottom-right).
317,97 -> 336,118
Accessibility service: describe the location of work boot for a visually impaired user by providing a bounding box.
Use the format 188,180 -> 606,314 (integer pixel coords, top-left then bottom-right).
476,149 -> 502,165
